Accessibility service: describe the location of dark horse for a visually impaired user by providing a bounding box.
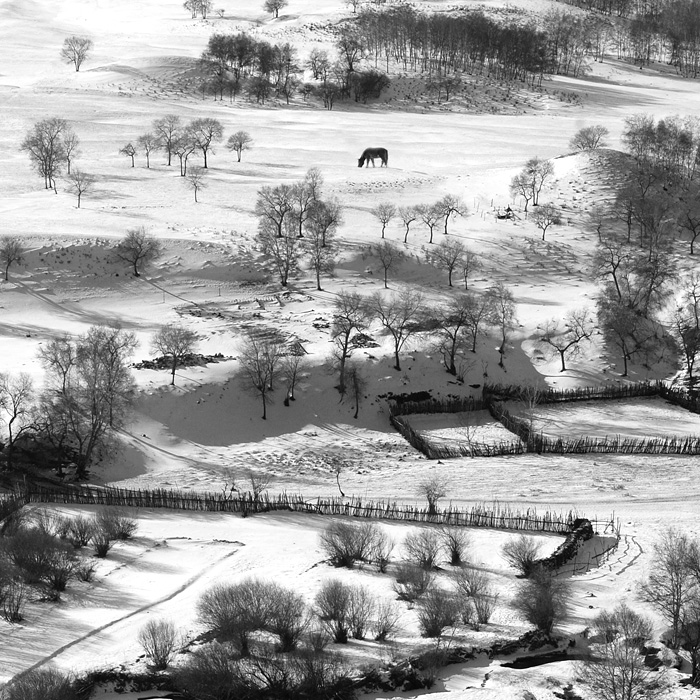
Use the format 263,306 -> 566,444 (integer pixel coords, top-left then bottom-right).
358,147 -> 388,168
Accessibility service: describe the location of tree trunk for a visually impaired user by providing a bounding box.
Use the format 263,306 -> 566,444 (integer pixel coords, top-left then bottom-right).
394,349 -> 401,371
559,350 -> 566,372
203,150 -> 208,168
171,358 -> 177,385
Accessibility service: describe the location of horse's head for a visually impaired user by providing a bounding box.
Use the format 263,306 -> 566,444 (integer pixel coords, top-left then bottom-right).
357,157 -> 364,167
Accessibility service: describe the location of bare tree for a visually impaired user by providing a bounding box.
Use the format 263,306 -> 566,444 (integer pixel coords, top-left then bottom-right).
63,131 -> 80,175
189,118 -> 223,169
138,619 -> 179,671
257,221 -> 301,287
462,248 -> 482,290
137,133 -> 161,169
437,194 -> 466,235
0,372 -> 34,470
172,131 -> 197,176
281,351 -> 304,403
21,117 -> 69,191
486,282 -> 516,366
525,157 -> 555,207
185,166 -> 207,203
346,362 -> 366,419
464,292 -> 493,353
290,176 -> 318,239
152,115 -> 182,167
371,289 -> 425,371
255,184 -> 295,238
226,131 -> 253,162
65,169 -> 94,208
398,205 -> 419,243
331,291 -> 372,394
239,333 -> 284,419
538,308 -> 593,372
263,0 -> 288,17
418,475 -> 447,516
533,203 -> 561,240
373,240 -> 405,289
509,171 -> 534,212
116,227 -> 163,277
304,212 -> 337,290
569,125 -> 610,151
426,238 -> 466,287
371,202 -> 396,239
306,198 -> 342,247
119,142 -> 137,167
60,36 -> 93,72
151,324 -> 198,386
431,294 -> 472,376
678,183 -> 700,256
0,236 -> 24,282
417,203 -> 442,244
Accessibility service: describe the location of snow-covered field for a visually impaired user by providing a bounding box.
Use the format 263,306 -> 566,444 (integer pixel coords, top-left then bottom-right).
3,0 -> 700,695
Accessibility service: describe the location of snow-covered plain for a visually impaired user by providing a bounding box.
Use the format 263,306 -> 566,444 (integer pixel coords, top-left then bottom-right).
3,0 -> 700,696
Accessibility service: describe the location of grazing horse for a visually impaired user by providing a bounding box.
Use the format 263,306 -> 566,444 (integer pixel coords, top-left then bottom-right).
358,147 -> 388,168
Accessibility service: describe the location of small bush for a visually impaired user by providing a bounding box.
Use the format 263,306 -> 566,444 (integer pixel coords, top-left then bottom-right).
1,667 -> 79,700
138,618 -> 179,670
594,602 -> 653,646
404,529 -> 443,570
373,601 -> 401,641
319,520 -> 385,569
315,579 -> 352,644
473,590 -> 499,626
3,528 -> 75,588
66,516 -> 96,548
501,534 -> 543,577
367,530 -> 394,573
32,508 -> 65,538
91,532 -> 112,558
305,624 -> 331,653
416,588 -> 460,637
454,566 -> 489,599
2,580 -> 28,622
438,526 -> 471,566
393,563 -> 433,603
174,642 -> 247,700
512,569 -> 569,633
96,508 -> 138,540
348,585 -> 375,640
267,584 -> 308,652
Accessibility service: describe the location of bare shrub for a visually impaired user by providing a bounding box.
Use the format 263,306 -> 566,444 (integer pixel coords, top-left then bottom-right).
314,579 -> 352,643
438,526 -> 471,566
197,579 -> 273,656
174,641 -> 248,700
1,667 -> 78,700
32,508 -> 64,537
2,580 -> 28,622
404,529 -> 443,570
367,530 -> 394,572
512,569 -> 569,633
293,649 -> 354,699
454,566 -> 489,599
91,531 -> 112,558
267,584 -> 308,652
348,585 -> 375,639
65,516 -> 96,548
138,618 -> 179,670
96,508 -> 138,540
75,560 -> 98,582
501,534 -> 543,576
319,520 -> 376,568
373,601 -> 401,641
594,602 -> 653,645
43,547 -> 78,591
3,528 -> 75,588
473,590 -> 499,626
417,588 -> 460,637
393,562 -> 433,603
418,475 -> 447,515
304,624 -> 331,653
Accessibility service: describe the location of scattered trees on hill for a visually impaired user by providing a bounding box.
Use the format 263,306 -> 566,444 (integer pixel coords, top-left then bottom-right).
263,0 -> 288,18
437,195 -> 466,234
152,115 -> 181,166
21,118 -> 71,191
172,131 -> 197,176
184,0 -> 213,18
151,324 -> 198,386
60,36 -> 93,72
425,239 -> 467,287
417,203 -> 442,244
0,236 -> 24,282
538,308 -> 593,372
227,130 -> 253,162
569,124 -> 609,151
116,227 -> 163,277
371,289 -> 425,371
399,205 -> 419,244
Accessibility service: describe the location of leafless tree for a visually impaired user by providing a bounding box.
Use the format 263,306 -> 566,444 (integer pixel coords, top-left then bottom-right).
303,214 -> 337,291
60,36 -> 93,71
281,351 -> 304,403
533,203 -> 561,240
290,176 -> 318,239
509,171 -> 534,212
184,0 -> 213,17
569,124 -> 610,151
257,221 -> 301,286
431,294 -> 472,376
538,308 -> 593,372
346,362 -> 366,419
525,157 -> 554,206
417,203 -> 442,244
370,202 -> 396,239
21,117 -> 69,191
437,194 -> 466,234
306,198 -> 342,247
463,291 -> 493,353
226,131 -> 253,162
486,282 -> 516,366
151,324 -> 198,386
152,115 -> 182,167
116,227 -> 163,277
172,130 -> 197,176
137,133 -> 161,169
185,166 -> 207,203
370,289 -> 424,371
0,372 -> 34,470
138,619 -> 179,671
373,240 -> 405,289
462,248 -> 482,290
0,236 -> 24,282
263,0 -> 288,17
189,118 -> 223,168
398,205 -> 419,243
65,169 -> 94,208
678,183 -> 700,255
426,238 -> 466,287
239,332 -> 284,419
62,131 -> 80,175
331,291 -> 372,394
418,475 -> 447,516
255,184 -> 295,238
119,142 -> 137,167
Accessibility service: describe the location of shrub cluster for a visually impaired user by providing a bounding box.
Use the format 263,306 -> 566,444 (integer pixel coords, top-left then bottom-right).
319,520 -> 393,570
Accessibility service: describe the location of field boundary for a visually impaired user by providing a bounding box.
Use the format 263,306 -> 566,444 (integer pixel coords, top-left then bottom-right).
390,380 -> 700,458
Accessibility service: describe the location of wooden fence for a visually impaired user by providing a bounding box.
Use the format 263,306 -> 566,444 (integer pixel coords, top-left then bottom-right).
23,484 -> 579,534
